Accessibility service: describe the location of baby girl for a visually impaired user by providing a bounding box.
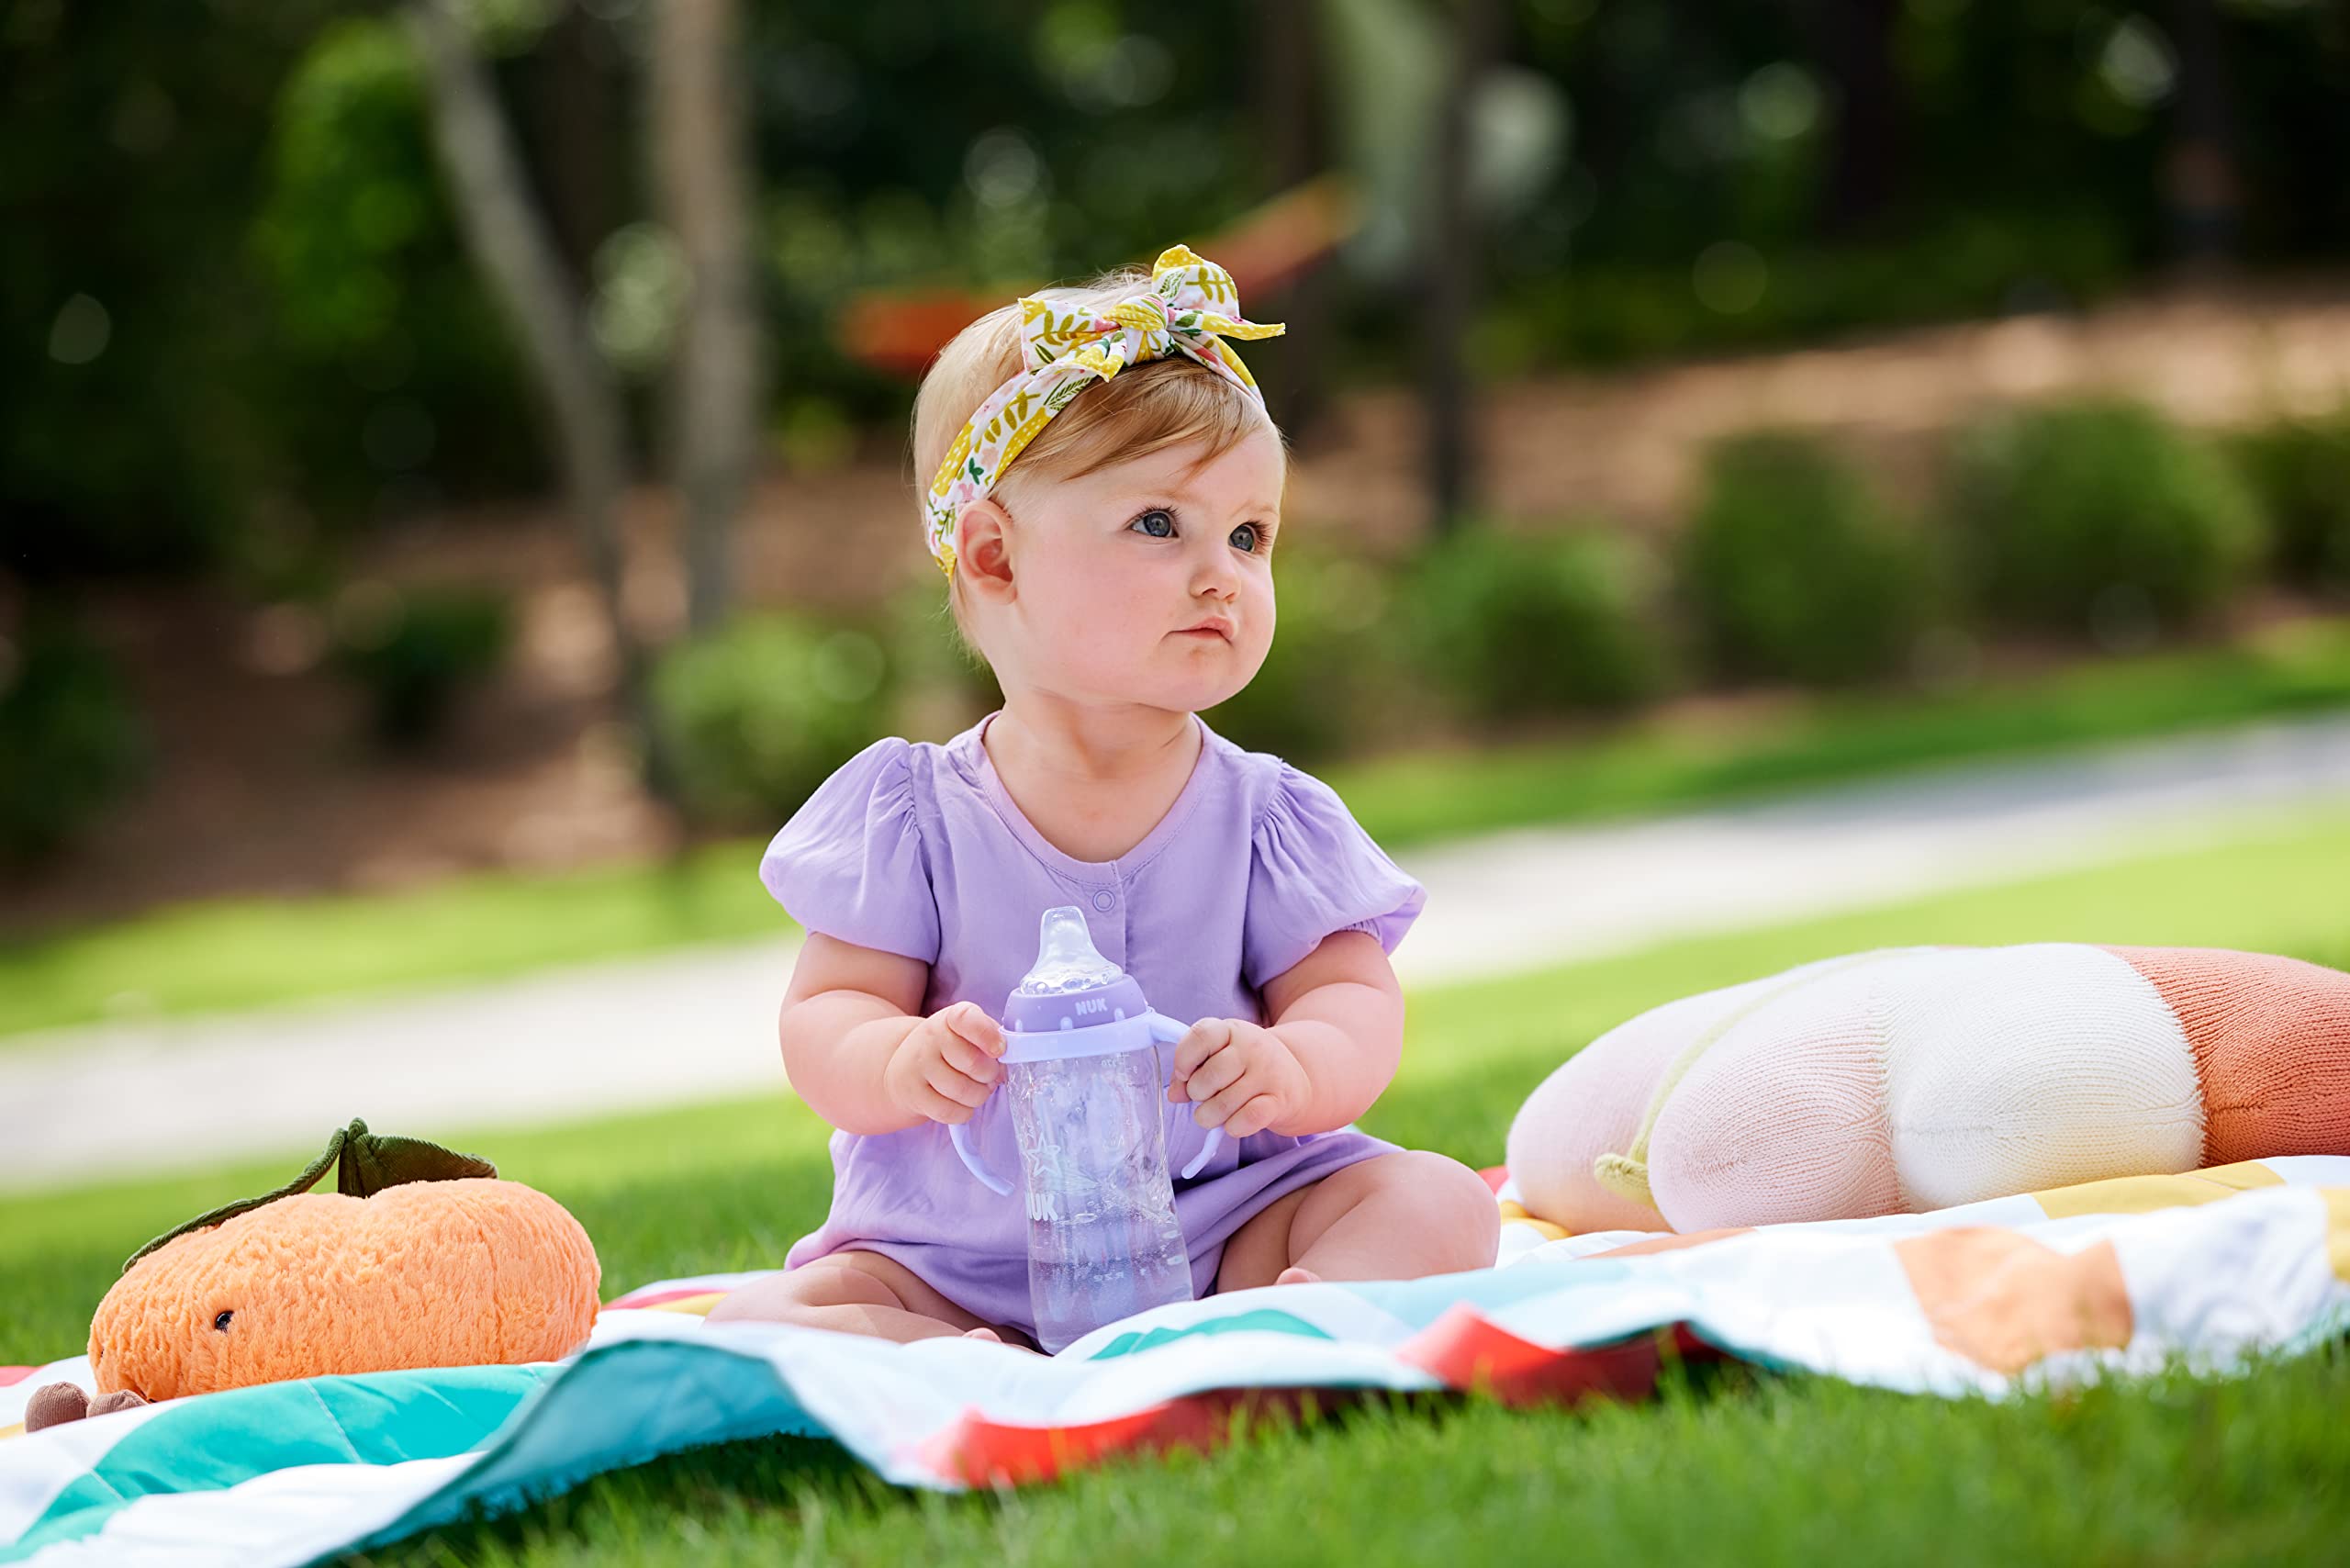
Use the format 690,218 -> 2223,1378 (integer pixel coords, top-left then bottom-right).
711,246 -> 1498,1349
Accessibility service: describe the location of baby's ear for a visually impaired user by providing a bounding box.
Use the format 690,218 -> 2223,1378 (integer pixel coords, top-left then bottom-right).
956,498 -> 1017,599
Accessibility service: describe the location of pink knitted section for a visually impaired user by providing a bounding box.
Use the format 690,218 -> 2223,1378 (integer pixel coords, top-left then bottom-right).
2106,946 -> 2350,1164
1647,985 -> 1902,1229
1505,984 -> 1770,1233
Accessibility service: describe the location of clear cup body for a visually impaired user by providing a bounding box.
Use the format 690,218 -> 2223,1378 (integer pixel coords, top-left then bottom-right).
1003,1043 -> 1193,1352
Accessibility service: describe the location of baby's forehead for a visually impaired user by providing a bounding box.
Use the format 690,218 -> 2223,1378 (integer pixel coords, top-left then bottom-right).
1085,430 -> 1287,508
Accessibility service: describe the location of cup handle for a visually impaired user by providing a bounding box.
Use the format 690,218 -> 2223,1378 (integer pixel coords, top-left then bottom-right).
949,1120 -> 1013,1196
1147,1011 -> 1224,1180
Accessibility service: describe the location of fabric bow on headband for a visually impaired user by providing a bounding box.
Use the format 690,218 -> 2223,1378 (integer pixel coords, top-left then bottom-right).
923,244 -> 1285,579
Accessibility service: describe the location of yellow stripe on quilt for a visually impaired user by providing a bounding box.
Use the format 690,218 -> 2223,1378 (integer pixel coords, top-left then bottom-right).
1497,1198 -> 1571,1242
636,1292 -> 728,1317
2323,1190 -> 2350,1283
2030,1159 -> 2285,1219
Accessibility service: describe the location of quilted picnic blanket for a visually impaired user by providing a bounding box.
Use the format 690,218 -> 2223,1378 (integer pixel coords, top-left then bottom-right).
6,1157 -> 2350,1567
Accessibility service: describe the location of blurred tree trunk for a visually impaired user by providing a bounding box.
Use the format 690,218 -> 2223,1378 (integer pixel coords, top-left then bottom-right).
652,0 -> 764,635
1425,0 -> 1498,536
1254,0 -> 1330,446
533,1 -> 619,292
2164,0 -> 2243,271
1790,0 -> 1902,234
402,0 -> 677,797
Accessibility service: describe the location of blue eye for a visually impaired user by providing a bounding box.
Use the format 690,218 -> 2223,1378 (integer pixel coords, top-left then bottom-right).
1130,508 -> 1176,538
1230,523 -> 1263,553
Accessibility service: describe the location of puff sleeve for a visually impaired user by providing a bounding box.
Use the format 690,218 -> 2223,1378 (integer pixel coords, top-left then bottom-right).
757,738 -> 941,963
1242,762 -> 1427,991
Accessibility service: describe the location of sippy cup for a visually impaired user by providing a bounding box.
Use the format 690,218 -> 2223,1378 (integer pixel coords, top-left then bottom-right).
949,905 -> 1222,1352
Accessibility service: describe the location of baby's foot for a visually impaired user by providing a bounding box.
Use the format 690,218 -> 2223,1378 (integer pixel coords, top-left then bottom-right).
1276,1266 -> 1323,1287
962,1326 -> 1003,1343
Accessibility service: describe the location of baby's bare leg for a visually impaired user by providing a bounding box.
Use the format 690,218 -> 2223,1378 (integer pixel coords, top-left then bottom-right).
707,1249 -> 1027,1346
1217,1151 -> 1501,1292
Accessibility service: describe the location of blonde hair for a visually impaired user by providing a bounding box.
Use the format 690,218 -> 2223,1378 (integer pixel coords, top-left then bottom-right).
911,265 -> 1284,660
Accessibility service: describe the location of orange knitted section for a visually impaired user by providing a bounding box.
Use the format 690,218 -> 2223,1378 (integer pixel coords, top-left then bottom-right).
2106,947 -> 2350,1166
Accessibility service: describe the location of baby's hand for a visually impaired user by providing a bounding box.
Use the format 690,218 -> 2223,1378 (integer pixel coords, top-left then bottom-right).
1167,1019 -> 1309,1140
885,1002 -> 1006,1126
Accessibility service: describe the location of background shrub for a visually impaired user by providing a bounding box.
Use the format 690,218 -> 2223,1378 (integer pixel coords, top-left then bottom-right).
0,610 -> 151,864
2225,410 -> 2350,594
330,585 -> 513,745
1206,546 -> 1401,763
1682,431 -> 1928,686
654,613 -> 894,826
1948,400 -> 2266,642
878,580 -> 1000,744
1409,523 -> 1665,722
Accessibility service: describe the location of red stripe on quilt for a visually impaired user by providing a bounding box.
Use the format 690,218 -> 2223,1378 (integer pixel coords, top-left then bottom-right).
0,1368 -> 33,1388
1396,1303 -> 1668,1406
911,1305 -> 1703,1484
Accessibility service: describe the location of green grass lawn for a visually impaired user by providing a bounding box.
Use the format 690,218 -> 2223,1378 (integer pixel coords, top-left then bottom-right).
7,807 -> 2348,1564
5,618 -> 2349,1043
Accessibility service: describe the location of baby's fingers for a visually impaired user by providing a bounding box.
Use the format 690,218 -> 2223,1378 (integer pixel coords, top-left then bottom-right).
940,1002 -> 1007,1058
904,1077 -> 975,1125
938,1029 -> 1001,1083
1222,1093 -> 1284,1140
1173,1045 -> 1246,1106
1168,1020 -> 1235,1085
923,1057 -> 994,1112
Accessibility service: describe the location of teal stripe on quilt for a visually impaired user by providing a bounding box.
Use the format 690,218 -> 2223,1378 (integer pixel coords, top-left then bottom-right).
1089,1307 -> 1336,1361
1,1364 -> 549,1562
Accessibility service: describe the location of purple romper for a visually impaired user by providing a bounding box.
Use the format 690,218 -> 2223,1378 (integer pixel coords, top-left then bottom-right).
760,710 -> 1426,1338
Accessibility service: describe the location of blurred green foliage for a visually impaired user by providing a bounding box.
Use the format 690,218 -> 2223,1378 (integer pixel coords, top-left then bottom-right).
654,612 -> 898,826
1683,431 -> 1927,687
1948,400 -> 2267,643
246,17 -> 545,536
1412,525 -> 1665,720
9,0 -> 2349,585
330,584 -> 516,746
1205,547 -> 1403,763
0,609 -> 152,864
2225,409 -> 2350,595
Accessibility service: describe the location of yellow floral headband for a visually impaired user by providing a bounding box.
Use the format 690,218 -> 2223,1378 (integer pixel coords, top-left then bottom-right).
923,244 -> 1285,578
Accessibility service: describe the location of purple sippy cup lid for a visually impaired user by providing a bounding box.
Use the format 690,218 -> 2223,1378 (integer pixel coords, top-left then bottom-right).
1002,905 -> 1147,1033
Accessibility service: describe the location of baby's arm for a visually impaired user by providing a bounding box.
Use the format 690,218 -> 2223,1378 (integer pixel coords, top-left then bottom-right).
780,933 -> 1003,1135
1260,930 -> 1405,1133
1169,930 -> 1404,1139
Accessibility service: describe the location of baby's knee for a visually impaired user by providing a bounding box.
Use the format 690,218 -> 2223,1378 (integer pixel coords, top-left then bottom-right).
1382,1150 -> 1502,1245
706,1260 -> 900,1326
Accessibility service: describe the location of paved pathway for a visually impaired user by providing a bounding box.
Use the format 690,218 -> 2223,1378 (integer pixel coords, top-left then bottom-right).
6,715 -> 2347,1193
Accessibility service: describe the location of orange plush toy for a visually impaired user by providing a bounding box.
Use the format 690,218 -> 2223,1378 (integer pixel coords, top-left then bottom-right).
26,1120 -> 600,1430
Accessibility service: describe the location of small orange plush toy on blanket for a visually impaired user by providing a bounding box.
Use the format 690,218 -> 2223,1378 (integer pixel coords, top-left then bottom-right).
26,1119 -> 599,1431
1507,946 -> 2350,1236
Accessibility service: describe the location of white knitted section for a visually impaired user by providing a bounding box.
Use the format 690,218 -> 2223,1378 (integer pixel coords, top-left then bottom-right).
1647,954 -> 1908,1229
1881,944 -> 2201,1209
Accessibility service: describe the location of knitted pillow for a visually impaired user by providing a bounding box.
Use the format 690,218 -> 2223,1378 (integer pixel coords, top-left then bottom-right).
1505,946 -> 2350,1234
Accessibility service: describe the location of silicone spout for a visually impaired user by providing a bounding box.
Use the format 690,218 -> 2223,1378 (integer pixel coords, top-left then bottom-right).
1016,905 -> 1124,998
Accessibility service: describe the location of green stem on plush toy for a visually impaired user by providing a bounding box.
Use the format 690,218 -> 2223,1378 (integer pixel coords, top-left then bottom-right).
1593,950 -> 1911,1212
123,1118 -> 496,1272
